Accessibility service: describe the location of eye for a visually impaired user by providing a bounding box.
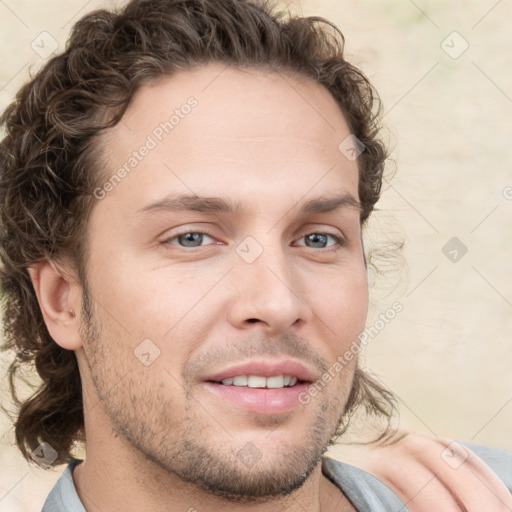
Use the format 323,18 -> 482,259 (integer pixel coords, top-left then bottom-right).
295,232 -> 345,250
162,230 -> 346,251
164,231 -> 217,248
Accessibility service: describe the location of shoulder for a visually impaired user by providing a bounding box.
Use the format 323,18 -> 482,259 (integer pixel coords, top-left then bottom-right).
461,441 -> 512,492
323,438 -> 512,511
322,457 -> 408,510
41,459 -> 85,512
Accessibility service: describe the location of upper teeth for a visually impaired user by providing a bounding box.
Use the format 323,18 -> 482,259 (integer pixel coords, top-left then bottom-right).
221,375 -> 298,388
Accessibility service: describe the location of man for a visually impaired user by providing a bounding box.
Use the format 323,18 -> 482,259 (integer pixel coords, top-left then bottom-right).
0,0 -> 510,510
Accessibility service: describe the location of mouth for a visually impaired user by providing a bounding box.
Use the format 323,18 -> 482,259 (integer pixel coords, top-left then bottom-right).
210,374 -> 301,389
200,359 -> 315,415
202,358 -> 316,384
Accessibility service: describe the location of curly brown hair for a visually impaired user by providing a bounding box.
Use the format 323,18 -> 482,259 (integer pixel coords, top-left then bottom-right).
0,0 -> 394,467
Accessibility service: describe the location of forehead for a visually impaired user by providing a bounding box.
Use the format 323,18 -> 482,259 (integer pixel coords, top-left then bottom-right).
96,62 -> 359,215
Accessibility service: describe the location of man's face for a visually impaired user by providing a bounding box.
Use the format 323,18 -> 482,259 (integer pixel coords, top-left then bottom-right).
78,63 -> 368,499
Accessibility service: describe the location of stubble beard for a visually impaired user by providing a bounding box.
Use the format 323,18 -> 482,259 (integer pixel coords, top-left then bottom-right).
79,283 -> 354,503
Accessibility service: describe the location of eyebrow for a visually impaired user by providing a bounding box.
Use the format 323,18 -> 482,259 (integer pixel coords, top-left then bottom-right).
137,193 -> 362,216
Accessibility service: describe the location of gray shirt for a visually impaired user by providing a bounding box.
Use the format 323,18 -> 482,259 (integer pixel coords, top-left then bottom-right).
42,442 -> 512,511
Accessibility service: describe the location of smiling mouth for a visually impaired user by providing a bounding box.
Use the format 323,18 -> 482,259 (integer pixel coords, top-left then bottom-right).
203,366 -> 312,414
209,375 -> 305,389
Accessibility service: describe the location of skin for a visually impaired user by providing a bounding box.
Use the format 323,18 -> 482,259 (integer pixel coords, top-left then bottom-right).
29,63 -> 367,511
339,431 -> 512,511
27,63 -> 512,512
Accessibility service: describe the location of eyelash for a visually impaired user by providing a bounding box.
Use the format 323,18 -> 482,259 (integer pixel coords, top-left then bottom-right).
162,229 -> 347,252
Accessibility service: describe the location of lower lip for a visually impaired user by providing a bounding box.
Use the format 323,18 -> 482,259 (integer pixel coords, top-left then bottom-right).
202,382 -> 310,415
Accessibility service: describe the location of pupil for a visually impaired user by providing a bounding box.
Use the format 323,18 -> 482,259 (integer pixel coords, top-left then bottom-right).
307,233 -> 326,248
180,233 -> 202,247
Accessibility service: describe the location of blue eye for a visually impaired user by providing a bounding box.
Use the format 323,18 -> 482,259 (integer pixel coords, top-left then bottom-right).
166,232 -> 215,248
296,233 -> 344,249
163,231 -> 345,251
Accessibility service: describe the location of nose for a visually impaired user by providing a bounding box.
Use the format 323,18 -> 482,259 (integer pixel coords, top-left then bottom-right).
226,243 -> 314,335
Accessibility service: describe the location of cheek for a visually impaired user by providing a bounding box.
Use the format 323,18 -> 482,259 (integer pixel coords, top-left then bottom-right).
306,266 -> 369,351
88,253 -> 226,346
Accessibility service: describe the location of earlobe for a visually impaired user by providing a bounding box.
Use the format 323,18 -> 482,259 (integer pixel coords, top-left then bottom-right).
28,260 -> 83,350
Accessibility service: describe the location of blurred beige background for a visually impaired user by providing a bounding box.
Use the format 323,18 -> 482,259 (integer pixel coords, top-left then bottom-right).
1,0 -> 511,510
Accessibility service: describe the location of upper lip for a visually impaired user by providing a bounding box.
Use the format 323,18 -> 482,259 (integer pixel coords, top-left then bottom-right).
202,358 -> 318,383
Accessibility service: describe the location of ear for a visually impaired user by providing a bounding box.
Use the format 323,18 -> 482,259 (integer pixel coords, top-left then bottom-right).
28,260 -> 83,350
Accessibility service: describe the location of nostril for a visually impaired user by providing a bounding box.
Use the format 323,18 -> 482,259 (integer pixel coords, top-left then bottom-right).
247,318 -> 260,323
